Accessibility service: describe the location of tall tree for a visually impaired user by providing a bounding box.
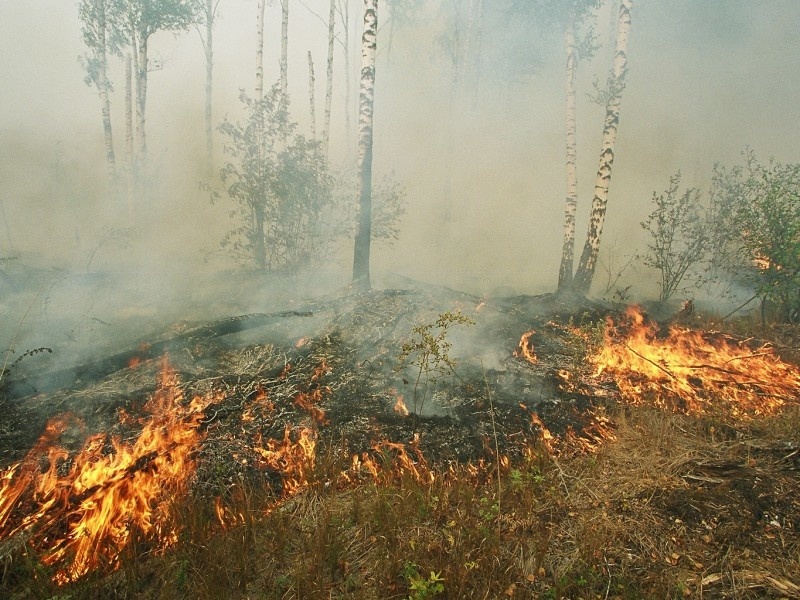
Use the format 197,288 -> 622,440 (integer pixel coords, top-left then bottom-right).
556,0 -> 601,292
307,51 -> 317,139
79,0 -> 118,183
280,0 -> 289,103
572,0 -> 633,294
322,0 -> 336,159
255,0 -> 267,99
120,0 -> 203,169
352,0 -> 377,290
195,0 -> 220,172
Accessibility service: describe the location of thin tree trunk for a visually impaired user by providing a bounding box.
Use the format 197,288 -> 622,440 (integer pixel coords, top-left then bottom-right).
255,0 -> 266,99
307,51 -> 316,140
573,0 -> 632,295
280,0 -> 289,103
254,206 -> 266,269
95,0 -> 116,182
125,54 -> 134,209
352,0 -> 377,290
323,0 -> 335,158
135,31 -> 148,166
337,0 -> 352,160
558,17 -> 578,291
204,0 -> 214,171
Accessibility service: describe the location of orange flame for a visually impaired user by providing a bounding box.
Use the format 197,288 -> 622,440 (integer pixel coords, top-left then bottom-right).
254,427 -> 316,496
515,330 -> 538,364
0,358 -> 218,583
393,395 -> 409,416
591,306 -> 800,416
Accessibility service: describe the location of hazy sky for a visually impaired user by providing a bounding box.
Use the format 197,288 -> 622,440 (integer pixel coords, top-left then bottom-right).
1,0 -> 799,297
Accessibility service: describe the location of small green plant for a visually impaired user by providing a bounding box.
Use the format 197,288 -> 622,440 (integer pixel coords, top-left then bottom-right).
397,310 -> 474,422
402,562 -> 445,599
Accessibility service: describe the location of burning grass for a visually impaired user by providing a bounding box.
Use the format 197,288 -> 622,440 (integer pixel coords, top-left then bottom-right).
0,293 -> 798,598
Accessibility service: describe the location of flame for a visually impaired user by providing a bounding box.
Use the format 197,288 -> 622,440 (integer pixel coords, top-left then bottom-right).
393,395 -> 409,416
515,330 -> 538,364
293,359 -> 330,424
254,427 -> 316,496
0,358 -> 218,583
591,306 -> 800,416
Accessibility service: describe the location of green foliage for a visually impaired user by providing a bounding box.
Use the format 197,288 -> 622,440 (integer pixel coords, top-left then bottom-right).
397,311 -> 475,419
402,562 -> 445,600
640,171 -> 709,301
334,171 -> 406,245
214,86 -> 335,271
709,150 -> 800,322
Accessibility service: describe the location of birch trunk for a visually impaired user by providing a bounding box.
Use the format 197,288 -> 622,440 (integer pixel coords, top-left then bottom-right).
307,51 -> 316,140
557,17 -> 578,291
96,0 -> 116,182
280,0 -> 289,103
352,0 -> 377,290
573,0 -> 633,295
337,0 -> 352,160
125,54 -> 134,208
255,0 -> 266,99
323,0 -> 335,158
204,0 -> 214,170
136,32 -> 148,163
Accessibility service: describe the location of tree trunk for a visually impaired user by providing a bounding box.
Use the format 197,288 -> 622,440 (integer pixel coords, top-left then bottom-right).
135,30 -> 148,167
352,0 -> 377,291
573,0 -> 633,295
307,51 -> 316,140
280,0 -> 289,103
204,0 -> 214,172
125,54 -> 134,209
255,0 -> 266,99
323,0 -> 335,159
95,0 -> 116,183
557,17 -> 578,292
337,0 -> 353,160
254,205 -> 266,269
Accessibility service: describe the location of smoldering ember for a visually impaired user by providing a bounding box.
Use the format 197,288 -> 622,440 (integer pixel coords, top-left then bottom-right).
1,1 -> 800,599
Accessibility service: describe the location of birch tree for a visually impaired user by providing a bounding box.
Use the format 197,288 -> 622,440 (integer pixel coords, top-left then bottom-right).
119,0 -> 203,169
79,0 -> 119,183
195,0 -> 221,171
255,0 -> 267,99
572,0 -> 633,294
323,0 -> 336,158
280,0 -> 289,103
352,0 -> 377,290
556,0 -> 601,292
307,51 -> 317,139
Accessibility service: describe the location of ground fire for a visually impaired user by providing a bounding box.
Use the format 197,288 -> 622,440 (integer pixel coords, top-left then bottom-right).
590,305 -> 800,416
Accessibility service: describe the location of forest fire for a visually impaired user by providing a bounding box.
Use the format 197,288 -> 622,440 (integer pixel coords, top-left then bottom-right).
591,306 -> 800,416
0,358 -> 218,583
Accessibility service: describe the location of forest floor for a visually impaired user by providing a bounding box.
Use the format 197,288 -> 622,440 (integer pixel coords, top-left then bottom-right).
0,275 -> 799,599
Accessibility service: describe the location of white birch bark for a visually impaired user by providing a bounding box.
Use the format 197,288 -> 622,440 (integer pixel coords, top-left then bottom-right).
352,0 -> 377,290
204,0 -> 214,169
573,0 -> 633,294
558,17 -> 579,291
136,30 -> 148,162
307,51 -> 316,140
322,0 -> 335,158
96,0 -> 116,181
125,54 -> 134,208
280,0 -> 289,103
255,0 -> 266,99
